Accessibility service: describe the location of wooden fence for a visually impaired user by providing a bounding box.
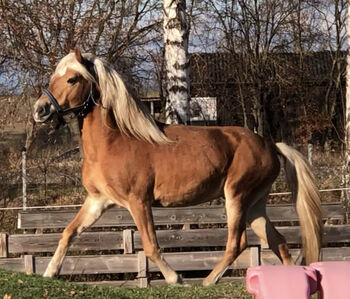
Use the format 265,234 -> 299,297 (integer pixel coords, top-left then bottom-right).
0,202 -> 350,287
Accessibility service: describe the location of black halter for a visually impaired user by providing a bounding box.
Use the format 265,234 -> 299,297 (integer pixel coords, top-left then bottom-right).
42,82 -> 99,123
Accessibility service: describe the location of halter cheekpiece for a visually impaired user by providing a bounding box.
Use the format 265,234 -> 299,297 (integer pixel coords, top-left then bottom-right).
42,82 -> 99,121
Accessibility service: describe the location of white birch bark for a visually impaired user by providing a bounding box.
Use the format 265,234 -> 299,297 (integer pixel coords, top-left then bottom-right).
163,0 -> 190,124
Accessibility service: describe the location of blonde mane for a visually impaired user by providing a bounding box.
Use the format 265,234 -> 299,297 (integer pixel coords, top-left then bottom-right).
55,53 -> 171,144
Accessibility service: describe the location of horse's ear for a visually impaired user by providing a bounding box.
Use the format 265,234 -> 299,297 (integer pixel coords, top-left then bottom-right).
73,47 -> 83,64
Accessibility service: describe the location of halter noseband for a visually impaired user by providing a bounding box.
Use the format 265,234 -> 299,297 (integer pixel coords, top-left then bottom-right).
42,82 -> 99,121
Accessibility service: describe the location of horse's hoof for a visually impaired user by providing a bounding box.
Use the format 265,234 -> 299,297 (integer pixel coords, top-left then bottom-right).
43,271 -> 54,278
167,273 -> 183,285
202,277 -> 215,286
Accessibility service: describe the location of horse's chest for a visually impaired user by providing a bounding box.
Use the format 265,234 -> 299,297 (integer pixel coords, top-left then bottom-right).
82,159 -> 153,198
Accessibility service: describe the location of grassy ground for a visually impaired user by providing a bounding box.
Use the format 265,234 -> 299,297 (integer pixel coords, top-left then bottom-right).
0,269 -> 252,299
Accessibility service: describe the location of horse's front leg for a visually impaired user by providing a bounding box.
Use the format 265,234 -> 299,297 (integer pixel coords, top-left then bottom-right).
127,194 -> 181,285
43,195 -> 113,277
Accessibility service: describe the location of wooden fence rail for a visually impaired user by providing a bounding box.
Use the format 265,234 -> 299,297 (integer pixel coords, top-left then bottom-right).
2,225 -> 350,256
17,202 -> 346,229
0,202 -> 349,287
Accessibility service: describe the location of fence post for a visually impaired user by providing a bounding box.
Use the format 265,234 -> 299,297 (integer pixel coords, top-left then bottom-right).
137,251 -> 148,288
250,247 -> 260,266
22,148 -> 27,211
123,229 -> 134,254
24,255 -> 34,274
0,233 -> 8,258
341,167 -> 349,223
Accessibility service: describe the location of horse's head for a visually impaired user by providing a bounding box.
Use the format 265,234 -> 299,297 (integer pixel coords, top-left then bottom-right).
33,48 -> 97,124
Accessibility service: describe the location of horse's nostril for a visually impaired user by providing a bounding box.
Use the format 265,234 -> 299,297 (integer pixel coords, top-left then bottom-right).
38,103 -> 51,116
34,103 -> 52,121
37,106 -> 45,116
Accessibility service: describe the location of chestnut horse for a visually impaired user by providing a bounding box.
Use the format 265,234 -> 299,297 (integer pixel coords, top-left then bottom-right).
33,48 -> 322,286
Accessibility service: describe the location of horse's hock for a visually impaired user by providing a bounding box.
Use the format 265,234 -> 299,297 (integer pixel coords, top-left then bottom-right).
0,202 -> 349,287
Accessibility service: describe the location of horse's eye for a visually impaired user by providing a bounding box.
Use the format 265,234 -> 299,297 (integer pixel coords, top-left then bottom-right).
67,77 -> 78,84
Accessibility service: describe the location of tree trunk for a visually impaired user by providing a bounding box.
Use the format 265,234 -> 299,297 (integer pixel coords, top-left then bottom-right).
163,0 -> 190,124
344,4 -> 350,204
238,85 -> 248,129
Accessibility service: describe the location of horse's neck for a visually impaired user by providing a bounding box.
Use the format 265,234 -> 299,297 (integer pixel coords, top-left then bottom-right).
81,106 -> 120,160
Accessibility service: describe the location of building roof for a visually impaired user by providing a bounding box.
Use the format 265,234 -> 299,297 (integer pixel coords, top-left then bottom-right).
190,51 -> 347,85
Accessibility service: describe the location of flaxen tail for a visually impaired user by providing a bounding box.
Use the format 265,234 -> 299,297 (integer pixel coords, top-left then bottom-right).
275,142 -> 323,265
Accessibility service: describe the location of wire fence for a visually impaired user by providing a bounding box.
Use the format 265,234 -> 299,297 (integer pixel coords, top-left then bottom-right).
1,142 -> 349,216
1,187 -> 349,211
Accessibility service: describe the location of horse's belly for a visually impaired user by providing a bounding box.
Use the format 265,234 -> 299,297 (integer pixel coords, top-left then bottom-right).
154,174 -> 225,207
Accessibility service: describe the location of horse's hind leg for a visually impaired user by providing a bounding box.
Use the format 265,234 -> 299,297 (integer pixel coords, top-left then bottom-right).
43,195 -> 113,277
127,194 -> 181,285
203,191 -> 247,286
247,198 -> 293,265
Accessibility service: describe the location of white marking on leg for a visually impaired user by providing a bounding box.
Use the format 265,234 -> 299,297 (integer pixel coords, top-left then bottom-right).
43,195 -> 113,277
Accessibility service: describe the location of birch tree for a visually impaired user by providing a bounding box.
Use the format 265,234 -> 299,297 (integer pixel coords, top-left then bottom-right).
163,0 -> 190,124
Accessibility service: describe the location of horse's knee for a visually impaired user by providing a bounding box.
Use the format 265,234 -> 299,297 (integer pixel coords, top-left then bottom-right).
58,227 -> 75,247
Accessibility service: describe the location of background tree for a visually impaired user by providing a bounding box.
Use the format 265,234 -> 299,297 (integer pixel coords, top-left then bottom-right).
202,0 -> 300,136
345,0 -> 350,201
163,0 -> 190,124
190,0 -> 347,148
0,0 -> 349,212
0,0 -> 163,208
309,0 -> 347,149
0,0 -> 162,146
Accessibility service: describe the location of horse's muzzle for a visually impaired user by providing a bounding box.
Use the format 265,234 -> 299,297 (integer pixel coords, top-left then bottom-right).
33,100 -> 54,123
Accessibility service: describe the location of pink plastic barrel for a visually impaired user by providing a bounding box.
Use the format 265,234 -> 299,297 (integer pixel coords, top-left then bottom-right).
246,265 -> 318,299
311,261 -> 350,299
